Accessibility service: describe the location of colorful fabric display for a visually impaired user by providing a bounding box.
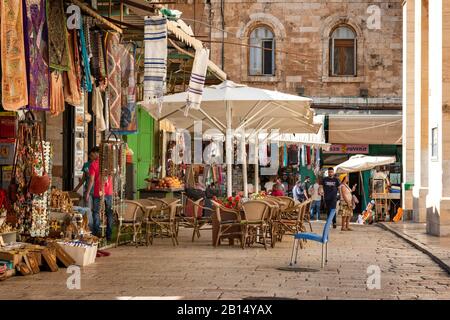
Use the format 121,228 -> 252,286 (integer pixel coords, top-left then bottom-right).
143,16 -> 167,113
283,143 -> 288,167
78,16 -> 92,92
46,0 -> 70,71
106,32 -> 122,130
185,47 -> 209,115
50,71 -> 65,116
1,0 -> 28,110
23,0 -> 50,111
63,29 -> 82,107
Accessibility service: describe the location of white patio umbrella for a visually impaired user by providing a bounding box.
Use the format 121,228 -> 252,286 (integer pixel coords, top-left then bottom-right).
334,155 -> 396,174
141,80 -> 318,197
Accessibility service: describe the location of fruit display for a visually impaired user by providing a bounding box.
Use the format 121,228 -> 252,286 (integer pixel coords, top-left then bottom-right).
153,176 -> 184,190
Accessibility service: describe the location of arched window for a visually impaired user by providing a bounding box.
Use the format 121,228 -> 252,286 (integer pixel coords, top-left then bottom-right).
330,25 -> 356,76
249,27 -> 275,76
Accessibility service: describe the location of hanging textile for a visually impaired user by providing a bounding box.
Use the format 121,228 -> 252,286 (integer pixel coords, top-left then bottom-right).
288,145 -> 299,165
306,146 -> 311,165
92,84 -> 106,132
50,71 -> 65,116
259,143 -> 268,166
91,30 -> 106,81
46,0 -> 69,71
116,42 -> 137,134
106,32 -> 122,130
78,16 -> 92,92
185,48 -> 209,115
143,16 -> 167,113
283,144 -> 288,168
1,0 -> 28,110
63,29 -> 82,107
300,145 -> 305,167
23,0 -> 50,111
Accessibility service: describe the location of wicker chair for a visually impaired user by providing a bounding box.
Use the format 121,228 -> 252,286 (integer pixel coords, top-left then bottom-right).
116,200 -> 146,247
145,198 -> 179,246
277,201 -> 309,243
241,200 -> 271,249
179,197 -> 213,242
211,200 -> 243,248
261,198 -> 282,248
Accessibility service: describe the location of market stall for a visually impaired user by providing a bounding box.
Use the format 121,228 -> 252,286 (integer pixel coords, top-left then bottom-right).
334,155 -> 398,221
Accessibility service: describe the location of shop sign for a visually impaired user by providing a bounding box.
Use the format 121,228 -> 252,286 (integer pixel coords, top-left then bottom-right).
323,144 -> 369,154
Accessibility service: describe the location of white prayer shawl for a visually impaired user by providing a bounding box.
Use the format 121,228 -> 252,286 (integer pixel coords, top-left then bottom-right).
144,16 -> 167,113
185,47 -> 209,116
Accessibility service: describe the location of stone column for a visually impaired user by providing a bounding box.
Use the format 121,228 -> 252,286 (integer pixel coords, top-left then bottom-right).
412,0 -> 429,223
426,0 -> 450,236
402,0 -> 415,214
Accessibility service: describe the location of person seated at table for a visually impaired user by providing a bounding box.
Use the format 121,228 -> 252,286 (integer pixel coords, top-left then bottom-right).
271,182 -> 285,197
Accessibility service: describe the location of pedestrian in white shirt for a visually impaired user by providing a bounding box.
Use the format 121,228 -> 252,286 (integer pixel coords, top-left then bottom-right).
309,177 -> 324,220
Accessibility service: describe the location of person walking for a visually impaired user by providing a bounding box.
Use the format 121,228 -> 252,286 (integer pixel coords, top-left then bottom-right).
85,146 -> 114,241
322,167 -> 340,228
338,174 -> 356,231
292,180 -> 305,202
309,177 -> 323,221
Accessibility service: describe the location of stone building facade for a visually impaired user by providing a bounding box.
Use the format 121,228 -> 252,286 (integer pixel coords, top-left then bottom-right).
172,0 -> 402,102
403,0 -> 450,237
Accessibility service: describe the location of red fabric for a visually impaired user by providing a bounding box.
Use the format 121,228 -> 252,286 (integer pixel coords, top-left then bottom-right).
89,159 -> 113,197
271,190 -> 284,197
185,199 -> 203,218
306,146 -> 311,165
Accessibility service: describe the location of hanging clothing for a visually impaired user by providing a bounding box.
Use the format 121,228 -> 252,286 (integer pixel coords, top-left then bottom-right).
185,47 -> 209,115
143,16 -> 167,113
92,84 -> 106,132
78,16 -> 92,92
288,145 -> 299,165
106,32 -> 122,130
50,71 -> 65,116
90,30 -> 106,81
283,144 -> 288,168
46,0 -> 69,71
259,143 -> 268,166
301,145 -> 306,167
1,0 -> 28,110
118,42 -> 137,134
23,0 -> 50,111
306,146 -> 311,165
63,29 -> 82,107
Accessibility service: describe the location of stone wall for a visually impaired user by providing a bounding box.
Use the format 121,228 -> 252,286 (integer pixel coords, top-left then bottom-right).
172,0 -> 403,101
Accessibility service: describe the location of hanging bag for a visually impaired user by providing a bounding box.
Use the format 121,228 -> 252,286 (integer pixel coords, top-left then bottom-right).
29,123 -> 50,195
7,130 -> 20,203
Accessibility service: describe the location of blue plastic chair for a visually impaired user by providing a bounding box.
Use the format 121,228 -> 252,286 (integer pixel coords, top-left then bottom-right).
289,209 -> 336,268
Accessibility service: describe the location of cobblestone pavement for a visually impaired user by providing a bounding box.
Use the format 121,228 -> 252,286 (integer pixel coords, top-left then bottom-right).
1,222 -> 450,300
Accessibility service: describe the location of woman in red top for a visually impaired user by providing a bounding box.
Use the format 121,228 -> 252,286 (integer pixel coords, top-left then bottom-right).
271,182 -> 285,197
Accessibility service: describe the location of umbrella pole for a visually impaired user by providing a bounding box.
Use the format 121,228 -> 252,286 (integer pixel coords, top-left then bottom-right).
226,101 -> 233,197
254,135 -> 259,194
360,171 -> 367,209
242,129 -> 248,198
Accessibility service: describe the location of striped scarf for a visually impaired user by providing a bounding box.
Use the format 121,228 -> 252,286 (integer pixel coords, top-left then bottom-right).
185,48 -> 209,116
143,16 -> 167,113
1,0 -> 28,110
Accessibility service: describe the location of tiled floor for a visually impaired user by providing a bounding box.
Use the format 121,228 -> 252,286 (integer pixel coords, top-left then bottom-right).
1,222 -> 450,300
